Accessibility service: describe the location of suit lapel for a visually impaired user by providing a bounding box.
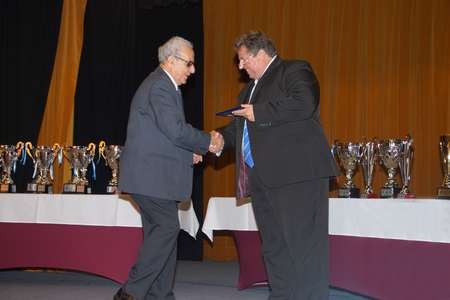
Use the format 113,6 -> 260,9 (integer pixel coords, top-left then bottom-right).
250,57 -> 282,104
157,66 -> 184,110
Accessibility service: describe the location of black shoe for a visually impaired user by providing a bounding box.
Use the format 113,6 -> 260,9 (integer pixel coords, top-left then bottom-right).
113,288 -> 134,300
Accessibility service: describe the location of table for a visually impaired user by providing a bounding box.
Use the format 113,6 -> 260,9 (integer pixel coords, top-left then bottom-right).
0,193 -> 199,283
202,197 -> 450,299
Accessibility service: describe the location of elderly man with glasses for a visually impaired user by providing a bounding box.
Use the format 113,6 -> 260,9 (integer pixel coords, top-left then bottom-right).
115,36 -> 223,300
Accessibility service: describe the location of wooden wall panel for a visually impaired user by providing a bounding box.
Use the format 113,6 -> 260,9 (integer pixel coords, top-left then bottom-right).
203,0 -> 450,260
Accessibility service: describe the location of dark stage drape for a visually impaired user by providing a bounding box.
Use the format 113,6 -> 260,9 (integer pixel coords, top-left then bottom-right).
75,0 -> 204,260
0,0 -> 63,191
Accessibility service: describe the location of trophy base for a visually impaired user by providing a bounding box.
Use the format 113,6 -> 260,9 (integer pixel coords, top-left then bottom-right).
361,192 -> 378,199
338,187 -> 360,198
380,186 -> 401,198
63,183 -> 92,194
106,185 -> 119,194
398,192 -> 416,199
0,183 -> 16,193
437,187 -> 450,199
27,183 -> 53,194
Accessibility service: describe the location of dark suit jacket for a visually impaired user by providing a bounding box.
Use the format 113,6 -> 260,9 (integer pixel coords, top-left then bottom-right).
221,57 -> 338,189
119,67 -> 210,200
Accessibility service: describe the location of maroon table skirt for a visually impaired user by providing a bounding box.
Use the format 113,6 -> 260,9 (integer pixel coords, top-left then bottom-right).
233,231 -> 450,300
0,222 -> 142,283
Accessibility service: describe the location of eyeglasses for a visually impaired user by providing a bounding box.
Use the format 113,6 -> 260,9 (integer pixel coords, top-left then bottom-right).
238,55 -> 253,68
174,55 -> 195,68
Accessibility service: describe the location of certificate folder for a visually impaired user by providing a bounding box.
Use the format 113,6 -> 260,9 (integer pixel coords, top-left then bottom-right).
215,105 -> 242,117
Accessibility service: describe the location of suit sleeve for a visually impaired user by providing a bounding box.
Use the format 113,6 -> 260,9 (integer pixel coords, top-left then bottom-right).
253,63 -> 319,126
148,82 -> 210,154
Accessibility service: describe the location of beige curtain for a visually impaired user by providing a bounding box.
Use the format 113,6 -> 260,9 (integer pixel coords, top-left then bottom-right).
38,0 -> 87,193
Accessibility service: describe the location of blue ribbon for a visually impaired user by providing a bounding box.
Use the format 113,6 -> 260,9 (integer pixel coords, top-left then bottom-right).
91,160 -> 96,181
21,148 -> 27,165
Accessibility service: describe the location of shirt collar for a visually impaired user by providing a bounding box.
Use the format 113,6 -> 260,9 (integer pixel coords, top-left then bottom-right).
254,55 -> 277,85
161,67 -> 179,91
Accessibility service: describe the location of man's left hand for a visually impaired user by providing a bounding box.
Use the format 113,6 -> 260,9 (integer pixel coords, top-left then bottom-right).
232,104 -> 255,122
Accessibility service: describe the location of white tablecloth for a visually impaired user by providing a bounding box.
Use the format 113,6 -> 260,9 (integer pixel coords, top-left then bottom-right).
202,197 -> 450,243
0,193 -> 199,238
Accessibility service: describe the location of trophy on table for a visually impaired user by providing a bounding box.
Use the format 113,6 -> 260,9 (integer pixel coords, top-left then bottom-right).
332,140 -> 363,198
98,141 -> 122,194
438,135 -> 450,199
0,142 -> 25,193
398,135 -> 415,198
63,143 -> 96,194
360,139 -> 378,198
378,139 -> 402,198
25,142 -> 62,193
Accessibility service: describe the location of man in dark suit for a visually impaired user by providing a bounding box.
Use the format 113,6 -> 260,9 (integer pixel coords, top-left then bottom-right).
115,36 -> 222,300
218,31 -> 338,299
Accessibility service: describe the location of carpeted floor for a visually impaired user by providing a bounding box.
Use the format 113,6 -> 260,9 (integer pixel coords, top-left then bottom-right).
0,260 -> 373,300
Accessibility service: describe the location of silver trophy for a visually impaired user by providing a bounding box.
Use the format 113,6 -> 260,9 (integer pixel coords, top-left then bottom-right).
398,135 -> 414,198
98,141 -> 122,194
0,142 -> 24,193
63,143 -> 96,194
438,135 -> 450,199
332,140 -> 363,198
25,142 -> 62,193
360,139 -> 378,198
378,139 -> 402,198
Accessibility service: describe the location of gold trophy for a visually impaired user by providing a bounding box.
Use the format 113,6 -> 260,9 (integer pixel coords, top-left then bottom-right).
63,143 -> 96,194
25,142 -> 62,193
0,142 -> 25,193
98,141 -> 122,194
438,135 -> 450,199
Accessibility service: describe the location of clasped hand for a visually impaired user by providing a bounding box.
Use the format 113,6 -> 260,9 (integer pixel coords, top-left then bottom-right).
192,130 -> 224,164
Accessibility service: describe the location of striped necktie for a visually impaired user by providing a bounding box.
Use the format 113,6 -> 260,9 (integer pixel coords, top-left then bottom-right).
242,121 -> 254,168
242,82 -> 255,168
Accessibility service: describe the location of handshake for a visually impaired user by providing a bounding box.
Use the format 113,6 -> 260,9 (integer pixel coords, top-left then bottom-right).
193,130 -> 224,165
208,130 -> 224,154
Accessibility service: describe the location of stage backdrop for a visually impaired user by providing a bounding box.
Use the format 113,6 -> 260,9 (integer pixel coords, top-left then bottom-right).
202,0 -> 450,260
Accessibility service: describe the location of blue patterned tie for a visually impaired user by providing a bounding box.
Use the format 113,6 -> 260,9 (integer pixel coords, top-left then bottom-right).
242,121 -> 254,168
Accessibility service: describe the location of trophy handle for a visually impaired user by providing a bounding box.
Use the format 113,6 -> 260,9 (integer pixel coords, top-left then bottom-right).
53,143 -> 63,165
98,140 -> 106,160
16,141 -> 24,160
87,142 -> 96,156
25,142 -> 35,163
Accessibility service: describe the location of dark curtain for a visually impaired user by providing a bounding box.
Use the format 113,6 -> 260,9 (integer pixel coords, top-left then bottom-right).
75,0 -> 204,260
0,0 -> 63,191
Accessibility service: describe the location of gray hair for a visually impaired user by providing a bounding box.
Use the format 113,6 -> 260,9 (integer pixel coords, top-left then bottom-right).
234,31 -> 277,57
158,36 -> 193,63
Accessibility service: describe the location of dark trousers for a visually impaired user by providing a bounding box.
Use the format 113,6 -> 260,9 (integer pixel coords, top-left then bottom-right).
250,173 -> 329,300
124,194 -> 180,300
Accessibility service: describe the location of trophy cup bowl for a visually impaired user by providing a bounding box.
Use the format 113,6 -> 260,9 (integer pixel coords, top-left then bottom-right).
438,135 -> 450,199
360,140 -> 378,198
378,139 -> 402,198
0,142 -> 24,193
99,141 -> 122,194
332,140 -> 363,198
63,143 -> 96,194
25,142 -> 61,193
398,135 -> 415,199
